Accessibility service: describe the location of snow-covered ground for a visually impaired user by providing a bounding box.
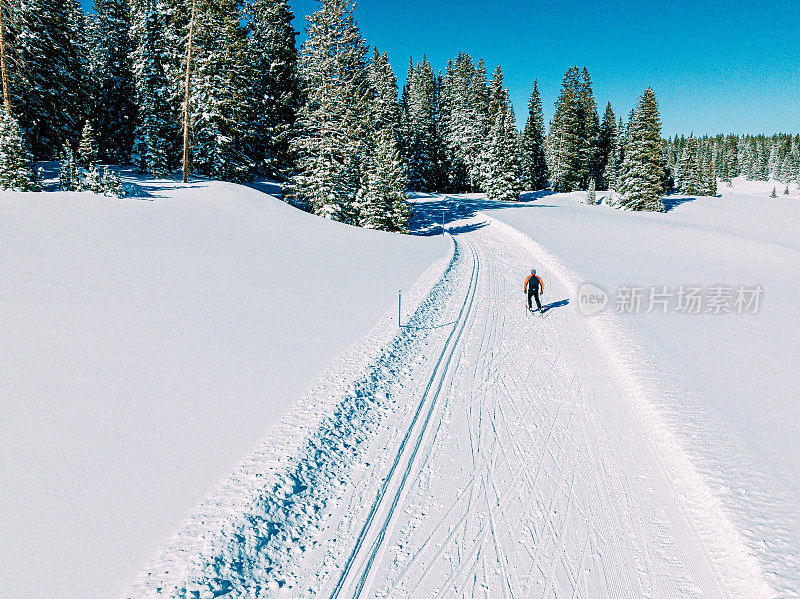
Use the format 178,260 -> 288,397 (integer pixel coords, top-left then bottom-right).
474,181 -> 799,595
0,178 -> 448,599
3,176 -> 796,598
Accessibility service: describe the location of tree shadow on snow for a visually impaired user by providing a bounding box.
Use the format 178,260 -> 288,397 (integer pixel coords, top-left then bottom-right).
662,194 -> 698,212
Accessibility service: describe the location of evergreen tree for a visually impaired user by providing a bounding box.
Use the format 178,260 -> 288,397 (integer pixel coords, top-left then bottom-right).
579,67 -> 601,187
189,0 -> 252,182
10,0 -> 88,158
546,66 -> 583,191
78,121 -> 98,167
131,0 -> 171,177
596,102 -> 616,189
59,144 -> 79,191
770,186 -> 777,198
368,48 -> 400,135
0,109 -> 36,190
619,87 -> 664,211
244,0 -> 299,178
289,0 -> 370,222
438,52 -> 487,192
586,177 -> 596,204
483,70 -> 520,202
359,127 -> 409,231
91,0 -> 137,163
400,57 -> 440,191
520,80 -> 548,190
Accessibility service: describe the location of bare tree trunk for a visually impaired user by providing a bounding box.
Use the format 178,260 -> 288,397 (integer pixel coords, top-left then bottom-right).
0,0 -> 11,115
182,0 -> 197,183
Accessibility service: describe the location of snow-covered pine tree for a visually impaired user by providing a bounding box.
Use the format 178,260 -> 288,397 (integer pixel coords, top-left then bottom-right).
702,150 -> 717,196
131,0 -> 171,177
437,53 -> 488,192
90,0 -> 137,163
400,57 -> 440,191
519,80 -> 548,190
579,67 -> 601,188
244,0 -> 299,179
596,102 -> 616,189
288,0 -> 370,222
189,0 -> 252,182
59,144 -> 78,190
78,121 -> 99,168
10,0 -> 88,158
586,177 -> 596,204
359,127 -> 409,231
368,48 -> 400,135
770,186 -> 777,198
483,72 -> 520,202
546,67 -> 583,192
85,162 -> 103,192
619,87 -> 664,212
0,109 -> 36,190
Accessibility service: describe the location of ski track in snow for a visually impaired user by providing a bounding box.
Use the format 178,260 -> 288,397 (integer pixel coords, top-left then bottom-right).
126,202 -> 775,599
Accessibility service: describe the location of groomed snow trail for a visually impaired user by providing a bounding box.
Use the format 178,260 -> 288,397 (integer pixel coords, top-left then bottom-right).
289,210 -> 773,599
127,202 -> 773,599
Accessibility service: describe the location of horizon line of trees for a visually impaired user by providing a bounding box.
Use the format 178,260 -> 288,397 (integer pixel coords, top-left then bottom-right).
0,0 -> 797,222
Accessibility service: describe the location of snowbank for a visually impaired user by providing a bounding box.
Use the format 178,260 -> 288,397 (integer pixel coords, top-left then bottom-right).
0,179 -> 448,599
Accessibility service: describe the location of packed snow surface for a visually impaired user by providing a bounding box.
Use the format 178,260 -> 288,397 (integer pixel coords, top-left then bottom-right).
2,177 -> 794,598
0,178 -> 448,599
477,180 -> 799,595
129,190 -> 776,598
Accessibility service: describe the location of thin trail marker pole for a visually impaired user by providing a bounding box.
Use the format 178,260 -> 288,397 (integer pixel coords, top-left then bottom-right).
442,211 -> 445,236
398,290 -> 402,328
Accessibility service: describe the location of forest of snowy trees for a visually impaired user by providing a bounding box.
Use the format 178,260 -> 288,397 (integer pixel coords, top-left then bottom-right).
0,0 -> 798,225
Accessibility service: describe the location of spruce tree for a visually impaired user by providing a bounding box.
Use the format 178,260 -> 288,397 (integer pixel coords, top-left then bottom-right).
244,0 -> 299,178
131,0 -> 171,177
483,72 -> 520,202
78,121 -> 98,168
189,0 -> 252,182
520,80 -> 548,190
619,87 -> 664,211
59,144 -> 79,191
10,0 -> 88,158
91,0 -> 137,163
586,177 -> 596,204
596,102 -> 616,189
579,67 -> 601,187
359,127 -> 409,231
399,57 -> 440,191
547,68 -> 582,191
0,109 -> 36,190
289,0 -> 370,222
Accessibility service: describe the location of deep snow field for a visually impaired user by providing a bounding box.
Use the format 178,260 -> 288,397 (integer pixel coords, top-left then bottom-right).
1,175 -> 797,598
0,178 -> 447,599
474,178 -> 800,595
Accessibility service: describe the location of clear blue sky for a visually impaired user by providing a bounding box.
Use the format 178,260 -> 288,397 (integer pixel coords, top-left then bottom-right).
84,0 -> 800,135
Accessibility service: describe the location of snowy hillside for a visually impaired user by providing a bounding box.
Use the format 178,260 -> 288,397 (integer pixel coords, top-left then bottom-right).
477,182 -> 800,595
0,179 -> 448,599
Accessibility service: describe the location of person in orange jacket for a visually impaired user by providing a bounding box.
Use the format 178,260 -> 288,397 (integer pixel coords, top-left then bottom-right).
524,269 -> 544,312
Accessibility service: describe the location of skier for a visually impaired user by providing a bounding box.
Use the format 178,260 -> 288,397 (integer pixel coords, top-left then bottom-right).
524,269 -> 544,313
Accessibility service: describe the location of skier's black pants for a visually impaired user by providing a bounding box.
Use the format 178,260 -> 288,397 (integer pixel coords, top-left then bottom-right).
527,289 -> 542,311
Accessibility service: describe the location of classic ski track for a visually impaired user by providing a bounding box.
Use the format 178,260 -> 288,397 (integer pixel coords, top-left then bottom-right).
329,238 -> 481,599
342,213 -> 765,599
